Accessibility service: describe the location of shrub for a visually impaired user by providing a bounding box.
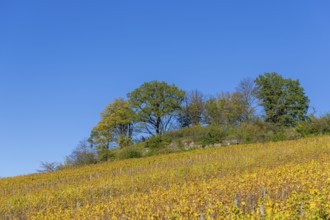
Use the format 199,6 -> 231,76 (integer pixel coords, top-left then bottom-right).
200,126 -> 226,146
145,135 -> 171,149
65,140 -> 98,166
296,114 -> 330,136
97,149 -> 116,162
37,161 -> 61,173
231,121 -> 300,143
118,148 -> 142,159
230,122 -> 269,143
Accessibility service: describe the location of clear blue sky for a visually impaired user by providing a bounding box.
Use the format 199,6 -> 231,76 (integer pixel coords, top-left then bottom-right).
1,1 -> 330,177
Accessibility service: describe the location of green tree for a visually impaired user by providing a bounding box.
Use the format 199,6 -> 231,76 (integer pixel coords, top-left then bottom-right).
204,92 -> 246,127
89,99 -> 135,157
89,120 -> 113,159
100,99 -> 135,145
178,90 -> 205,127
296,114 -> 330,136
128,81 -> 185,136
255,72 -> 309,127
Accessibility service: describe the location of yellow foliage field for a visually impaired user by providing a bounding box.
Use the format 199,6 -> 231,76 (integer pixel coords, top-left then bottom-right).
1,136 -> 330,219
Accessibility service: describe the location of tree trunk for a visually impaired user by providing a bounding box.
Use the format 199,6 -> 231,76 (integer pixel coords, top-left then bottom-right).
155,117 -> 161,135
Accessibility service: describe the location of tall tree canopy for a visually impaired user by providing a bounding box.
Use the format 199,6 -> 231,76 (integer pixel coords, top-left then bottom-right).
128,81 -> 185,135
89,99 -> 135,152
178,90 -> 205,127
204,92 -> 246,127
255,73 -> 309,127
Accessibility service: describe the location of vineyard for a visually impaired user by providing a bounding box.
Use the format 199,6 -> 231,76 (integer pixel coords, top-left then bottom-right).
1,136 -> 330,219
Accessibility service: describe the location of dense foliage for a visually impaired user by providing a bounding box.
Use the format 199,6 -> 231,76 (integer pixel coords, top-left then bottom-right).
255,73 -> 309,127
89,99 -> 135,160
52,73 -> 330,166
128,81 -> 185,135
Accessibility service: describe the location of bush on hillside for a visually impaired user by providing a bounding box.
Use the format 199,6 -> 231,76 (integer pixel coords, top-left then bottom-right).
37,161 -> 62,173
200,126 -> 226,146
144,135 -> 172,149
165,125 -> 227,146
117,147 -> 142,159
166,126 -> 205,140
65,140 -> 98,166
97,149 -> 116,162
296,114 -> 330,136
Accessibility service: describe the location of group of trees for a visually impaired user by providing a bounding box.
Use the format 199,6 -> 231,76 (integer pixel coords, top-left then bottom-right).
87,81 -> 186,160
83,72 -> 310,161
39,72 -> 330,172
36,72 -> 316,173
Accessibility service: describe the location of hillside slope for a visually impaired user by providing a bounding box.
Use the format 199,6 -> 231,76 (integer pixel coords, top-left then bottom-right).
1,136 -> 330,219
